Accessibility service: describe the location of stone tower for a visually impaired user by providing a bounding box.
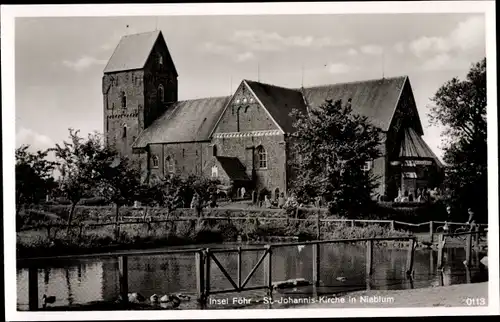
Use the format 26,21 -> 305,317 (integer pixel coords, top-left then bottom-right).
102,30 -> 178,159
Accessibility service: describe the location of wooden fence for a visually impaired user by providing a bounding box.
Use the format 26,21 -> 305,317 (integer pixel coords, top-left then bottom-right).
19,235 -> 416,311
20,214 -> 488,245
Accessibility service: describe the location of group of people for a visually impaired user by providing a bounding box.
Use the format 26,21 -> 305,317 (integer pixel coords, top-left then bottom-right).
394,187 -> 443,203
443,206 -> 478,232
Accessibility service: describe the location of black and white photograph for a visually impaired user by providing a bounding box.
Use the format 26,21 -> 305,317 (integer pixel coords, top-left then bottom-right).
2,1 -> 498,320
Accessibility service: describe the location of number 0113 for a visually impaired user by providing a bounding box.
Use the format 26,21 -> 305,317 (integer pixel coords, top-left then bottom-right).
466,298 -> 486,306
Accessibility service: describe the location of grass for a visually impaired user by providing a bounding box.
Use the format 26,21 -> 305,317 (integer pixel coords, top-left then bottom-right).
16,206 -> 412,258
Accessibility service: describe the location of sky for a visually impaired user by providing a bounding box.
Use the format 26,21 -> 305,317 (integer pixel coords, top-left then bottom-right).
14,13 -> 486,162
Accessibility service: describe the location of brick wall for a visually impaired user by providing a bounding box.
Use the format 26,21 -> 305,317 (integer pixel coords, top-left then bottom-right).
146,142 -> 211,179
103,70 -> 145,160
143,36 -> 178,129
210,134 -> 287,196
216,83 -> 276,133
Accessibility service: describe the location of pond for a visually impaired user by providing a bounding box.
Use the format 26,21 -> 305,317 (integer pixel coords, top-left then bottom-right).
16,242 -> 488,310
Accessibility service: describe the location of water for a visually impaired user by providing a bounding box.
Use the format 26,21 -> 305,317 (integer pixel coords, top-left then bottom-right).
16,243 -> 488,310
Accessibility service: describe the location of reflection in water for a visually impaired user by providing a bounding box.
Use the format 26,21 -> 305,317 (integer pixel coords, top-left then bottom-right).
17,244 -> 488,310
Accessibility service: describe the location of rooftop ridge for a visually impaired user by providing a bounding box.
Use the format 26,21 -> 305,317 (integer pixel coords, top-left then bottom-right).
121,30 -> 161,38
177,95 -> 231,103
244,79 -> 301,93
299,75 -> 408,91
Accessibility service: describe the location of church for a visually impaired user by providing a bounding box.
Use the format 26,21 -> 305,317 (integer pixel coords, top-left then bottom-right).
102,30 -> 443,201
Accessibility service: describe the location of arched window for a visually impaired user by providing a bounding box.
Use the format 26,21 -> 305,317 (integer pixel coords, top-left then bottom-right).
211,165 -> 218,178
121,91 -> 127,108
122,124 -> 127,138
158,85 -> 164,103
158,54 -> 163,67
212,145 -> 217,157
165,155 -> 175,173
151,155 -> 159,168
257,146 -> 267,169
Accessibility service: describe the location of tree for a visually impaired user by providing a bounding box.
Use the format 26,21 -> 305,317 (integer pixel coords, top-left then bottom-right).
428,58 -> 487,222
94,155 -> 142,238
15,145 -> 57,213
51,129 -> 114,233
288,99 -> 382,218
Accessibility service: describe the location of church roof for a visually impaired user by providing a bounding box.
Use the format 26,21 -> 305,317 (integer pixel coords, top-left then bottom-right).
245,80 -> 309,133
133,76 -> 425,149
216,156 -> 250,181
104,30 -> 175,74
301,76 -> 408,131
400,127 -> 443,168
133,96 -> 230,148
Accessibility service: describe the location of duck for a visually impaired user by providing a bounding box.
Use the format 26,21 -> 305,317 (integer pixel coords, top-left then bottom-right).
42,294 -> 56,308
159,294 -> 169,303
150,294 -> 159,304
159,294 -> 181,309
176,294 -> 191,301
336,277 -> 347,282
297,245 -> 305,253
128,292 -> 146,303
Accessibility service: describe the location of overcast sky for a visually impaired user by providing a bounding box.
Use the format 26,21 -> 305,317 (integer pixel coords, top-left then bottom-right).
14,13 -> 486,161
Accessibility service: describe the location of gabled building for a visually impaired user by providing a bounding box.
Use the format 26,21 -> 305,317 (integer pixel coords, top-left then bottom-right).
103,30 -> 443,201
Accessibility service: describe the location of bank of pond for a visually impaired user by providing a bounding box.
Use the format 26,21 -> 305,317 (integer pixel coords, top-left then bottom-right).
17,218 -> 416,258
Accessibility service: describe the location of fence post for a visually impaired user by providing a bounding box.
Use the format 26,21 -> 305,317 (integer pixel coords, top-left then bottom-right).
437,234 -> 445,269
316,213 -> 321,240
237,247 -> 242,291
405,238 -> 416,277
78,224 -> 84,240
28,266 -> 38,311
366,240 -> 373,277
312,243 -> 321,287
465,233 -> 472,266
429,221 -> 434,243
351,220 -> 355,228
390,220 -> 395,231
195,251 -> 205,305
205,248 -> 211,300
263,245 -> 272,295
475,226 -> 480,248
118,256 -> 128,304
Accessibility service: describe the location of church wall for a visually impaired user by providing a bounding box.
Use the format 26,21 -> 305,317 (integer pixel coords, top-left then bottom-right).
147,141 -> 211,180
215,84 -> 278,133
103,70 -> 145,161
210,134 -> 287,197
143,37 -> 178,129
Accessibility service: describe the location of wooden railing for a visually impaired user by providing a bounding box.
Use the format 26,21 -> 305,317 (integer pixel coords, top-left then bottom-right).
19,215 -> 488,246
18,236 -> 416,311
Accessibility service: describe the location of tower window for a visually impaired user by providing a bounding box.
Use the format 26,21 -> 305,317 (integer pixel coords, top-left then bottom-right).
158,85 -> 165,103
151,155 -> 159,168
211,166 -> 218,178
257,146 -> 267,169
182,149 -> 185,158
121,91 -> 127,108
122,124 -> 127,138
212,145 -> 217,157
158,54 -> 163,67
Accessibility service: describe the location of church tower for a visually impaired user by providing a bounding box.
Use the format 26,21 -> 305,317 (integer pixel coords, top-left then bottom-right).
102,30 -> 178,159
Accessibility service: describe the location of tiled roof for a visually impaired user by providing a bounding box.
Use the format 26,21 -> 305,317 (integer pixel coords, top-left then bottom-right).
104,30 -> 177,74
132,96 -> 230,147
216,156 -> 250,181
400,127 -> 443,168
301,76 -> 408,131
245,80 -> 308,133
